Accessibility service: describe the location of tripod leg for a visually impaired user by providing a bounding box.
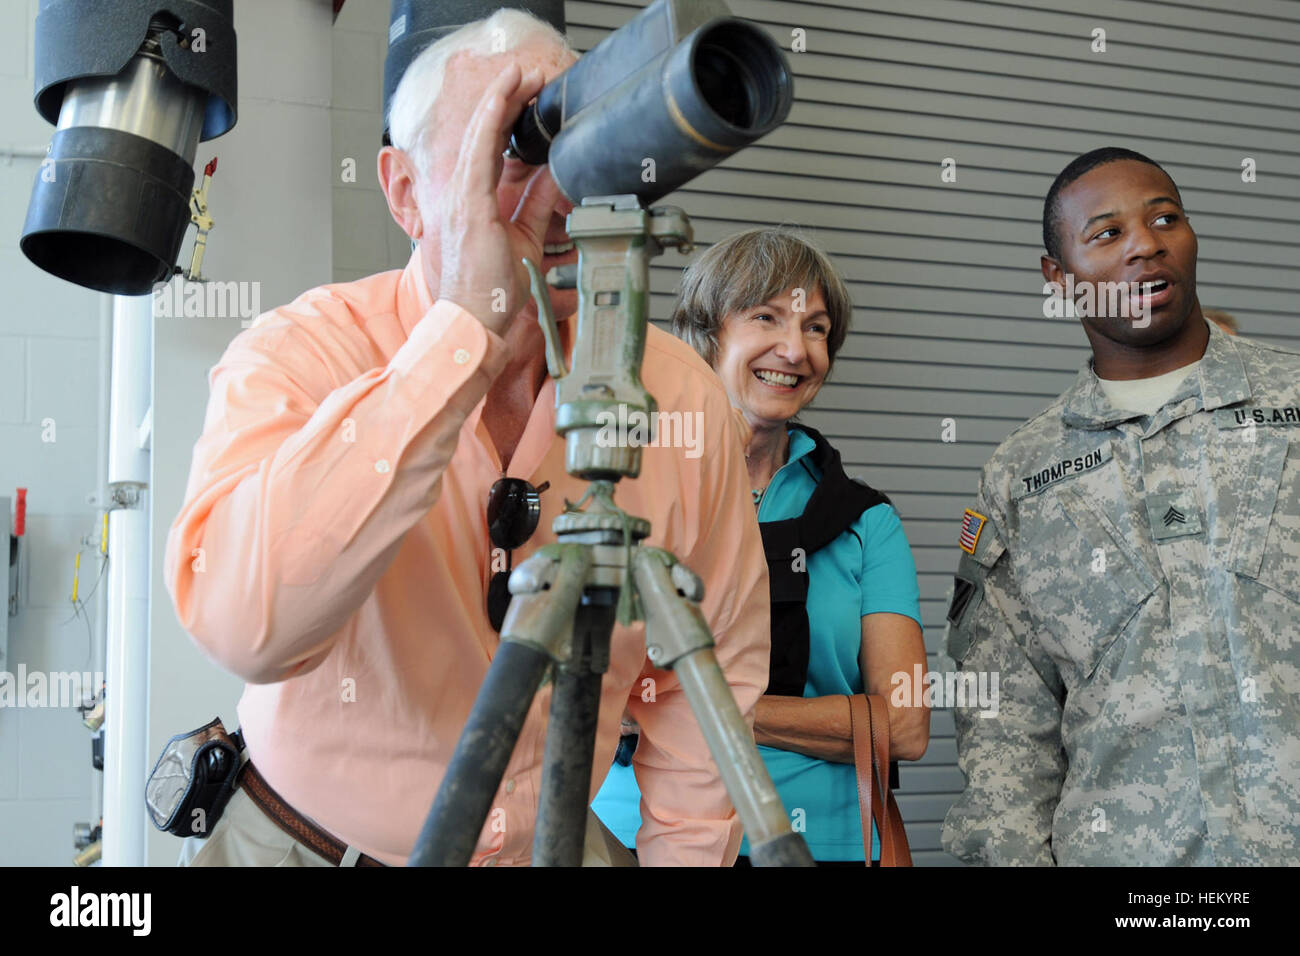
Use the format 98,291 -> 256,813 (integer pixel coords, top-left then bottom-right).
534,591 -> 617,866
633,548 -> 815,867
408,545 -> 591,867
672,652 -> 815,867
408,641 -> 552,867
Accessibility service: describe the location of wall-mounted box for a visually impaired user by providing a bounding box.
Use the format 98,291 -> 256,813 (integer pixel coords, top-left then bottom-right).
2,496 -> 11,668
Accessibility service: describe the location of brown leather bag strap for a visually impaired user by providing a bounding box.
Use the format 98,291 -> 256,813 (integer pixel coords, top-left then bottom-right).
848,694 -> 913,867
848,694 -> 876,866
868,695 -> 911,866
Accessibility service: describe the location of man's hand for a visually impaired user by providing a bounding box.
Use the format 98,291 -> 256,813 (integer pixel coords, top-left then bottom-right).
438,62 -> 566,337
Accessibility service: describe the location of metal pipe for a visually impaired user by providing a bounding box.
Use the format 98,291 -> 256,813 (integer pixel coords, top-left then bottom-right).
0,147 -> 48,160
101,292 -> 152,867
56,51 -> 206,164
91,293 -> 112,828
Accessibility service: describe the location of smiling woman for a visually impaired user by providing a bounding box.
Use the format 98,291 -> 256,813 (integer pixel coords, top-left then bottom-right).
591,228 -> 929,865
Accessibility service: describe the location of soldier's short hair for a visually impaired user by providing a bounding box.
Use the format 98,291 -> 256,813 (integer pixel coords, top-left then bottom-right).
670,227 -> 852,371
1042,146 -> 1182,261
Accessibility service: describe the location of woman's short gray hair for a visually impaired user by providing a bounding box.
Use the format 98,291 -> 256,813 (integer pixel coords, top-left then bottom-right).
387,8 -> 573,170
670,228 -> 853,370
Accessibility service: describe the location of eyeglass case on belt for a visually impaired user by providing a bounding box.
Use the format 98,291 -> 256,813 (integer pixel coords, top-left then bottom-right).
145,717 -> 244,838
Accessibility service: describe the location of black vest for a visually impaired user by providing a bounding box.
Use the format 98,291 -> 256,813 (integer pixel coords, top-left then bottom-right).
758,425 -> 890,697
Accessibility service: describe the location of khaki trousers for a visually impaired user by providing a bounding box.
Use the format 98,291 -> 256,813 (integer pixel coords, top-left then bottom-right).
178,783 -> 637,867
177,786 -> 336,867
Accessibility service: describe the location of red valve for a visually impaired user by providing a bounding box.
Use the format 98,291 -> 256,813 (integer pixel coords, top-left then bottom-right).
15,487 -> 27,536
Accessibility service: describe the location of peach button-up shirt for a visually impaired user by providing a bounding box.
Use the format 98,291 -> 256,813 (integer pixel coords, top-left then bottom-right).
164,249 -> 770,866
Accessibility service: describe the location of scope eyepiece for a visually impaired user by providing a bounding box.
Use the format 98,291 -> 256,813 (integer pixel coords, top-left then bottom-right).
509,90 -> 561,167
509,13 -> 792,206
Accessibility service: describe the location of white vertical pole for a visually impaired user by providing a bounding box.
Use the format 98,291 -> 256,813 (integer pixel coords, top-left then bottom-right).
102,291 -> 153,867
92,293 -> 112,831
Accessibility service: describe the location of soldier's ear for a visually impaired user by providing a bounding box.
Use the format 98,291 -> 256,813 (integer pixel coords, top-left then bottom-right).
1041,255 -> 1065,287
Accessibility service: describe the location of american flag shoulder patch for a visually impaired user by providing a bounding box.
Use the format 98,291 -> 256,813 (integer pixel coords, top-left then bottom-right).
958,508 -> 987,555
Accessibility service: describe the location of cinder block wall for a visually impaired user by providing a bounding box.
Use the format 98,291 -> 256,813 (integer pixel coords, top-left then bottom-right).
0,0 -> 337,867
0,0 -> 104,866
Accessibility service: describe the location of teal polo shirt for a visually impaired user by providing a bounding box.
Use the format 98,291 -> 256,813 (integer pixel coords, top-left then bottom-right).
591,427 -> 923,861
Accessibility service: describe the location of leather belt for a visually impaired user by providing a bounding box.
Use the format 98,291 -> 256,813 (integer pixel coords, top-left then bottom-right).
238,760 -> 386,867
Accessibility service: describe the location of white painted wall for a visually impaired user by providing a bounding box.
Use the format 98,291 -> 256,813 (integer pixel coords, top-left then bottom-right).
333,0 -> 414,280
0,0 -> 107,867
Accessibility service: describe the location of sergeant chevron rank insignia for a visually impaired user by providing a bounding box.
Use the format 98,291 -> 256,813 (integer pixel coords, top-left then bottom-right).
1216,406 -> 1300,427
1145,490 -> 1203,541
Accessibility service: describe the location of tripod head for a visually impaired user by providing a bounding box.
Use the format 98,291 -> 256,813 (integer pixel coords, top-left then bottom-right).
529,197 -> 694,483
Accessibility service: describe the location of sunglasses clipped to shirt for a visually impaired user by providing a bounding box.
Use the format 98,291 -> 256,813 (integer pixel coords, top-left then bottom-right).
486,477 -> 550,632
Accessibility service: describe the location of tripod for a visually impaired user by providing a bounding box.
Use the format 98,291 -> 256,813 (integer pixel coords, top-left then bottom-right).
408,196 -> 814,867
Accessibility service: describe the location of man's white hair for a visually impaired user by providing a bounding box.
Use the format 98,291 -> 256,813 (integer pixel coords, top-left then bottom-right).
387,8 -> 572,168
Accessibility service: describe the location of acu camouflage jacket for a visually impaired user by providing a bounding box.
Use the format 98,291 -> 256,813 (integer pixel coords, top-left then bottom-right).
942,319 -> 1300,865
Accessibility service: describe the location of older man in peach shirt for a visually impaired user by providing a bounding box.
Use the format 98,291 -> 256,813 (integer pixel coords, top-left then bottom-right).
164,10 -> 768,867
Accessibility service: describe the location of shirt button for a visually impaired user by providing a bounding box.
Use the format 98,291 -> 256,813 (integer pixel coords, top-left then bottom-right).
504,779 -> 516,794
453,348 -> 471,365
374,459 -> 390,474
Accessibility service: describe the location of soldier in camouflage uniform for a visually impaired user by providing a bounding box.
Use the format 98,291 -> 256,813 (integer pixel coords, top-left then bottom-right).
942,147 -> 1300,865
